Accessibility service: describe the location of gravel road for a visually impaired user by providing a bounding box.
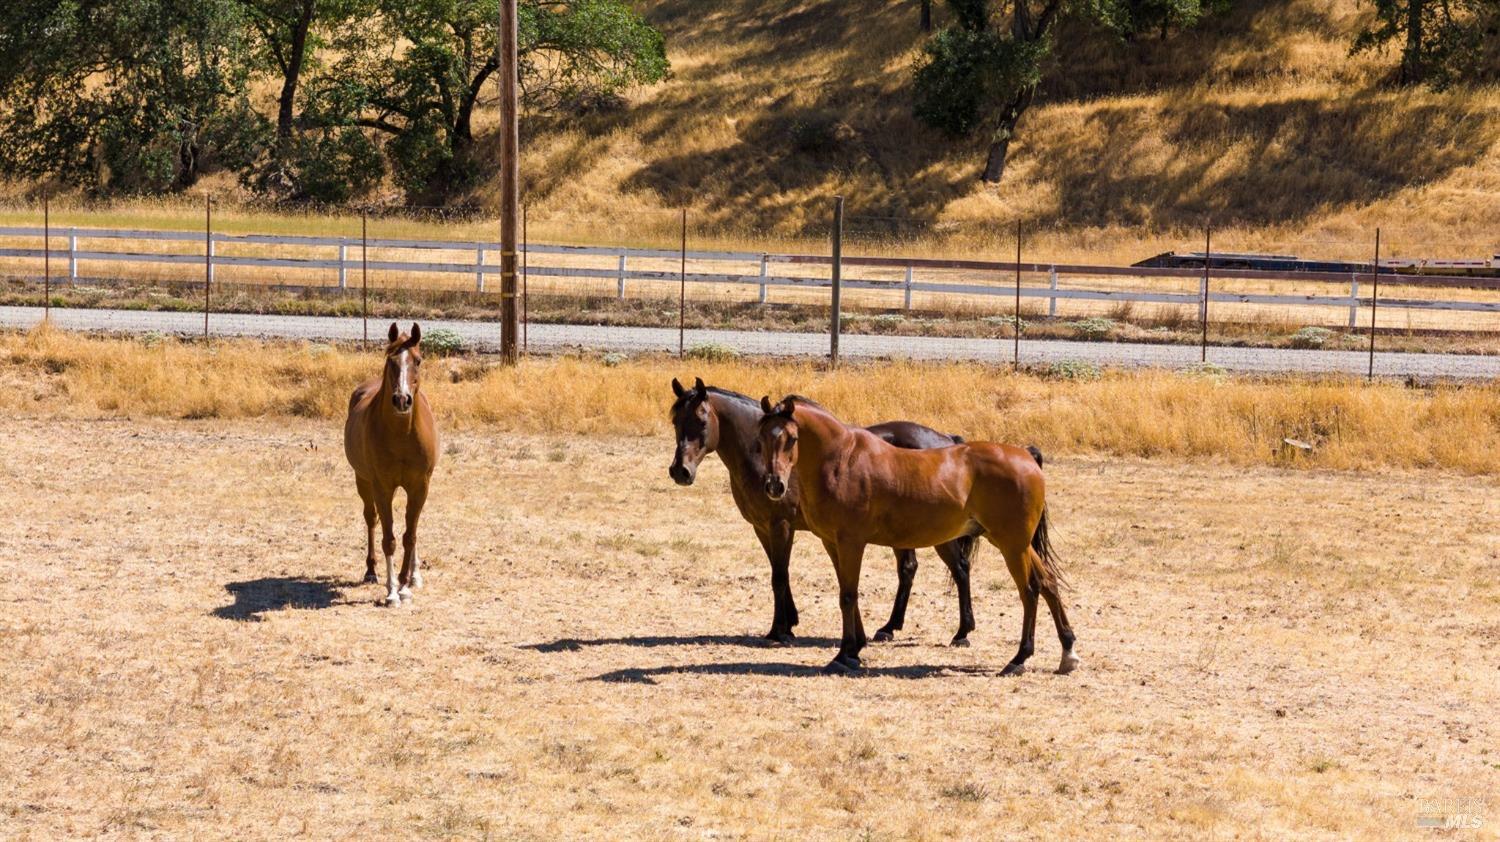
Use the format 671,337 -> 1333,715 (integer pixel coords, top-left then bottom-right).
2,305 -> 1496,379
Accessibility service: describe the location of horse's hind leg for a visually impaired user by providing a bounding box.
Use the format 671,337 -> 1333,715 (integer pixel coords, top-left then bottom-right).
874,549 -> 919,642
990,536 -> 1038,676
1036,565 -> 1079,674
935,535 -> 978,647
397,479 -> 429,603
374,485 -> 400,607
357,477 -> 378,584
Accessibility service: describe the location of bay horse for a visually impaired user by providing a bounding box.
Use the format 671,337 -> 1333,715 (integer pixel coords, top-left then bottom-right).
669,378 -> 978,645
344,323 -> 438,606
755,395 -> 1079,676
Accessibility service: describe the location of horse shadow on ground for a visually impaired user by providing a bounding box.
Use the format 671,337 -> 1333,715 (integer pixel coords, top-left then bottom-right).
212,576 -> 346,622
589,662 -> 1004,684
520,634 -> 841,653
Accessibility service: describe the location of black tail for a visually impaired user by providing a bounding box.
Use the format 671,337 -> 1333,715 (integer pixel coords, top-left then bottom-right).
1026,445 -> 1066,591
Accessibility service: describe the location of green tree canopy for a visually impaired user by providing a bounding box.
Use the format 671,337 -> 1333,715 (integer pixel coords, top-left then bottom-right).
1352,0 -> 1500,89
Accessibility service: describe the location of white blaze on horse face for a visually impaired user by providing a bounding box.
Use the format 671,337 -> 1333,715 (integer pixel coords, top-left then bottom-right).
396,350 -> 413,408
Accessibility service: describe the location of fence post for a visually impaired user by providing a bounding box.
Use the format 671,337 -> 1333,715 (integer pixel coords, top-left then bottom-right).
830,196 -> 843,368
1348,273 -> 1359,329
1200,225 -> 1211,363
203,195 -> 211,339
1048,266 -> 1058,317
42,197 -> 50,319
67,228 -> 78,287
903,265 -> 913,310
476,243 -> 486,293
1368,228 -> 1381,381
337,240 -> 348,290
1013,219 -> 1022,369
617,252 -> 627,300
758,254 -> 769,304
522,203 -> 529,354
678,208 -> 687,357
361,212 -> 369,348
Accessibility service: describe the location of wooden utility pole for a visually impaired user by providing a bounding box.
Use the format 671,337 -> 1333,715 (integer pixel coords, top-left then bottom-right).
830,196 -> 843,368
498,0 -> 520,364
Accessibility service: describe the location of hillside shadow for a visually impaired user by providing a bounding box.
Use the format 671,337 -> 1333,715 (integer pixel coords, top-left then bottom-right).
1033,92 -> 1494,229
212,576 -> 343,622
591,661 -> 1001,684
521,634 -> 840,652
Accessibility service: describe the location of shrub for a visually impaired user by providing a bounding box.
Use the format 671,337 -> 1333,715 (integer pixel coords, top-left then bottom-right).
601,352 -> 628,367
421,328 -> 465,356
1044,359 -> 1101,380
684,342 -> 740,361
1065,317 -> 1116,339
1289,326 -> 1335,349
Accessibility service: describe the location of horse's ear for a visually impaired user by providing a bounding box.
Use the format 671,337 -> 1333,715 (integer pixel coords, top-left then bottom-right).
671,377 -> 685,398
760,396 -> 774,414
388,323 -> 399,343
779,395 -> 797,418
694,376 -> 706,394
408,323 -> 421,346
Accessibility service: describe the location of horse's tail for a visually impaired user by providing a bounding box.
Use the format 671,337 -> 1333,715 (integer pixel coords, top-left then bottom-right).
1026,445 -> 1066,591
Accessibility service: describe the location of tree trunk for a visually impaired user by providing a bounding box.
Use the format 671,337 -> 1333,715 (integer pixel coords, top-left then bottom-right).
979,86 -> 1034,184
920,0 -> 932,31
1401,0 -> 1426,84
276,0 -> 317,141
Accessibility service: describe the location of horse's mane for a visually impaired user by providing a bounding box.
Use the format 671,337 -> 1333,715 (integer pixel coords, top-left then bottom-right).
670,384 -> 761,417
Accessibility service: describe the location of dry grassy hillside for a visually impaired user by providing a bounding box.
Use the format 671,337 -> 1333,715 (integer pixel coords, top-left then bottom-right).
488,0 -> 1500,258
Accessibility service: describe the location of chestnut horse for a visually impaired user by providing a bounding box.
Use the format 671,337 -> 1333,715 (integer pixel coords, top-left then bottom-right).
669,378 -> 978,645
756,395 -> 1078,676
344,323 -> 439,606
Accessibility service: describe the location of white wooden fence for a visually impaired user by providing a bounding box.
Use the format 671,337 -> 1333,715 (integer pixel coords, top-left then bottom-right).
2,225 -> 1499,328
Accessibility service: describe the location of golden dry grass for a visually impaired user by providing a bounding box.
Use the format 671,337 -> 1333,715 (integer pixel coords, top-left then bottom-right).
0,415 -> 1496,838
5,326 -> 1500,472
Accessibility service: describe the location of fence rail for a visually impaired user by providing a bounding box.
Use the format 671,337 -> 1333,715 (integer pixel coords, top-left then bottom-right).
2,226 -> 1499,324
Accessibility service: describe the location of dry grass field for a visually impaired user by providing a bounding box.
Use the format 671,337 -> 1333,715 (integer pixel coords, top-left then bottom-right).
2,416 -> 1497,839
0,329 -> 1497,837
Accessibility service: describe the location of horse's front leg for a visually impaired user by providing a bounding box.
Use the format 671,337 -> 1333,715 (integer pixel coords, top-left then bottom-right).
374,485 -> 400,607
397,479 -> 429,603
822,538 -> 867,674
756,521 -> 797,644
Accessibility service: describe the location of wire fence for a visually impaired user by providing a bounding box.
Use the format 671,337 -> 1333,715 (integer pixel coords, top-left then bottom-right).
0,197 -> 1497,379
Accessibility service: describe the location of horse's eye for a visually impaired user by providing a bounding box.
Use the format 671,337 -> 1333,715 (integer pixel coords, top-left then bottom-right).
414,358 -> 422,366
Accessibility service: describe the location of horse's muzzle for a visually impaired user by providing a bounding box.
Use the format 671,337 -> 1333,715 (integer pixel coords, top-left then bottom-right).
392,393 -> 414,413
764,475 -> 786,500
669,464 -> 694,486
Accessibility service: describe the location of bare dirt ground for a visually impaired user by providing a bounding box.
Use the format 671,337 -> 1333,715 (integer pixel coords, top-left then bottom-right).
2,418 -> 1497,839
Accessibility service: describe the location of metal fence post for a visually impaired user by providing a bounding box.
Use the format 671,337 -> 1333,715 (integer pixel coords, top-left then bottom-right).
617,252 -> 627,300
67,227 -> 77,287
338,240 -> 348,290
203,196 -> 211,339
1347,273 -> 1359,329
1368,228 -> 1381,381
42,197 -> 50,319
361,212 -> 369,348
1013,219 -> 1022,369
522,203 -> 529,354
903,265 -> 913,310
1200,225 -> 1211,363
758,254 -> 769,304
1048,266 -> 1058,317
830,196 -> 843,368
678,208 -> 687,357
476,244 -> 486,293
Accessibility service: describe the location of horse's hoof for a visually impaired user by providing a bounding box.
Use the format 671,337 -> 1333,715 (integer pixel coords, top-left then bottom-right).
872,629 -> 895,643
1000,661 -> 1026,677
1057,651 -> 1080,675
823,655 -> 862,675
362,571 -> 378,584
950,637 -> 971,648
398,589 -> 413,604
377,594 -> 400,607
765,629 -> 795,646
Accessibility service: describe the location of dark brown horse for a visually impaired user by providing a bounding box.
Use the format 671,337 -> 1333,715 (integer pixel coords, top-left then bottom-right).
756,395 -> 1078,675
344,323 -> 439,606
669,378 -> 977,645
